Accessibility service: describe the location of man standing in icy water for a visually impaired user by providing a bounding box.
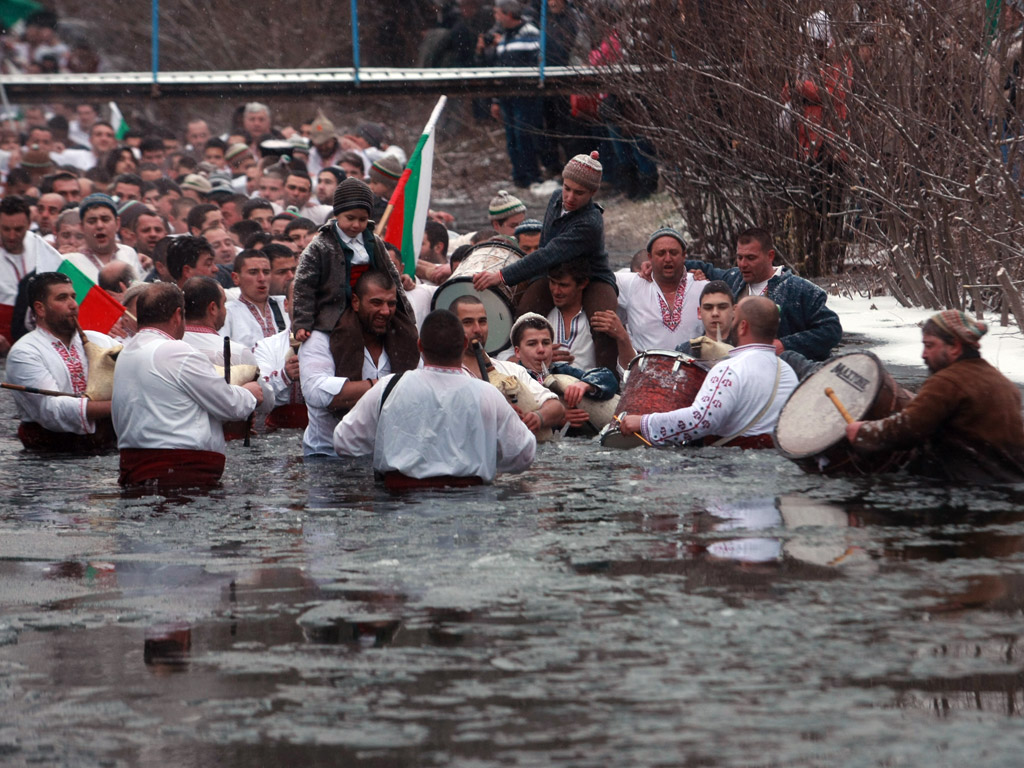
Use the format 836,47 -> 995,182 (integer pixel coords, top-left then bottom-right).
334,309 -> 536,490
846,311 -> 1024,484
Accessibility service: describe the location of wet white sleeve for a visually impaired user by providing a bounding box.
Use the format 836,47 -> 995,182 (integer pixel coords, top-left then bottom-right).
334,376 -> 388,457
299,331 -> 347,409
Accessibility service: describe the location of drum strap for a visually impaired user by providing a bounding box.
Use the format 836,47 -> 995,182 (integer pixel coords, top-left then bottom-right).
712,359 -> 782,447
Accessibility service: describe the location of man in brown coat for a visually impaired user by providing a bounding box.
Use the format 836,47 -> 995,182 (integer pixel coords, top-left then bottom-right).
846,311 -> 1024,483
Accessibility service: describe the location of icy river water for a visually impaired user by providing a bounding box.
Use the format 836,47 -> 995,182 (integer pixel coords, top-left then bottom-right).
1,356 -> 1023,768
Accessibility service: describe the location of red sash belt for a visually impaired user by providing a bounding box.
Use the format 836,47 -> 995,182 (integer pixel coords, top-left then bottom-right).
704,433 -> 775,450
265,404 -> 309,430
382,471 -> 484,491
0,303 -> 13,344
118,448 -> 226,488
349,264 -> 369,288
223,420 -> 250,441
18,419 -> 117,454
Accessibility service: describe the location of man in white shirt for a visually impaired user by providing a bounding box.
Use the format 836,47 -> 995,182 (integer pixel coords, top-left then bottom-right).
222,250 -> 276,350
335,308 -> 535,488
183,276 -> 273,437
53,121 -> 117,172
299,270 -> 420,457
592,227 -> 706,369
282,172 -> 332,225
0,196 -> 61,348
112,282 -> 263,488
254,279 -> 306,430
66,194 -> 144,281
618,297 -> 798,449
452,295 -> 564,435
6,272 -> 117,451
546,259 -> 596,370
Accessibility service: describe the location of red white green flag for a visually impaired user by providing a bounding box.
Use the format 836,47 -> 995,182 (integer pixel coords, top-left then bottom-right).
383,96 -> 447,275
35,251 -> 126,334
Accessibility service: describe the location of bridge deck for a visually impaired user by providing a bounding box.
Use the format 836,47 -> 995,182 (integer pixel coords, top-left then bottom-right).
0,65 -> 630,101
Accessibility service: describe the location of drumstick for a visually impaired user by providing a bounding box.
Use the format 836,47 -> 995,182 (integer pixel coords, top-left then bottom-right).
824,387 -> 855,424
613,412 -> 653,446
1,382 -> 83,398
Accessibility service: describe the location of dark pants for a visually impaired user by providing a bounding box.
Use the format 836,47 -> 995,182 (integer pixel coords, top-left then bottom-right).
499,97 -> 544,188
517,278 -> 619,373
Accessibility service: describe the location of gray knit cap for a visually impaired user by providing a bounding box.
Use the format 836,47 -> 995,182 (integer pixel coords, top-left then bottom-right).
646,227 -> 687,253
332,177 -> 375,216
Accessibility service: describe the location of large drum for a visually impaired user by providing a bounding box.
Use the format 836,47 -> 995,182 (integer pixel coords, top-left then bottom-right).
773,351 -> 914,475
599,350 -> 708,449
431,239 -> 524,354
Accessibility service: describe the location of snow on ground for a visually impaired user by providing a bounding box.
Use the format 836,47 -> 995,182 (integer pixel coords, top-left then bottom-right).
830,294 -> 1024,385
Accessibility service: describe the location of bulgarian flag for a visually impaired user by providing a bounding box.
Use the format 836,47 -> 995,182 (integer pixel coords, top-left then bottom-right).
108,102 -> 130,141
36,250 -> 126,334
382,96 -> 447,275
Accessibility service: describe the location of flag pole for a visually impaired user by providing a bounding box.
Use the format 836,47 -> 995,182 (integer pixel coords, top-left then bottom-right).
380,95 -> 447,274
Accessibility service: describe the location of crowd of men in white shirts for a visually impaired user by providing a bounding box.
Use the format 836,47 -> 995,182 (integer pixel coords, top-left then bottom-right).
0,100 -> 845,490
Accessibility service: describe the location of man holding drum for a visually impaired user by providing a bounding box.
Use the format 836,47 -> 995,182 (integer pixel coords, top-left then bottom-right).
845,311 -> 1024,483
617,297 -> 798,449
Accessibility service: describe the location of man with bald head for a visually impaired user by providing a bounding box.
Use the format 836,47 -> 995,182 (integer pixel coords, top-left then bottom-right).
618,296 -> 798,449
34,193 -> 65,242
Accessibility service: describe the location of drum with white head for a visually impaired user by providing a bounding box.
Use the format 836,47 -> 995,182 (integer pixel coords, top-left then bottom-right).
431,239 -> 524,355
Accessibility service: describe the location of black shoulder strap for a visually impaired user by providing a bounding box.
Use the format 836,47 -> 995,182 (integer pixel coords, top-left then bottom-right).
268,299 -> 287,332
378,370 -> 407,414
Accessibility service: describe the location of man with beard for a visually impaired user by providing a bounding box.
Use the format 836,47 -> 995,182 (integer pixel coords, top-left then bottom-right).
617,297 -> 797,449
846,311 -> 1024,483
299,269 -> 419,457
6,272 -> 118,450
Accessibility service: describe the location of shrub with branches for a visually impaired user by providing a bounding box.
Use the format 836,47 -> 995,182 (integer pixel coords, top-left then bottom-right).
589,0 -> 1024,319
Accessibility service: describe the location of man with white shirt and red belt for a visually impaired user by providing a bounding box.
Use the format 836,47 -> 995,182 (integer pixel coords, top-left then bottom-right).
6,272 -> 118,451
335,309 -> 535,489
254,279 -> 306,430
592,227 -> 707,370
221,250 -> 276,349
0,196 -> 62,349
112,283 -> 263,488
617,297 -> 798,449
181,276 -> 273,438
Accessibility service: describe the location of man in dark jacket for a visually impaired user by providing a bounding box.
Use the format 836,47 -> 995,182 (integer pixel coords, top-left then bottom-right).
473,151 -> 619,371
480,0 -> 544,187
685,227 -> 842,361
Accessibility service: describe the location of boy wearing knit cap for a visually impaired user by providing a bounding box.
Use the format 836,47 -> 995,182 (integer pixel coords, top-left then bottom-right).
473,151 -> 620,372
367,156 -> 404,222
488,190 -> 527,236
514,218 -> 543,254
846,310 -> 1024,483
291,177 -> 410,343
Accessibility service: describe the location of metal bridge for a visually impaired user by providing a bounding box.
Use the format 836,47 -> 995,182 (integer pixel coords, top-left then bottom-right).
0,65 -> 619,102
